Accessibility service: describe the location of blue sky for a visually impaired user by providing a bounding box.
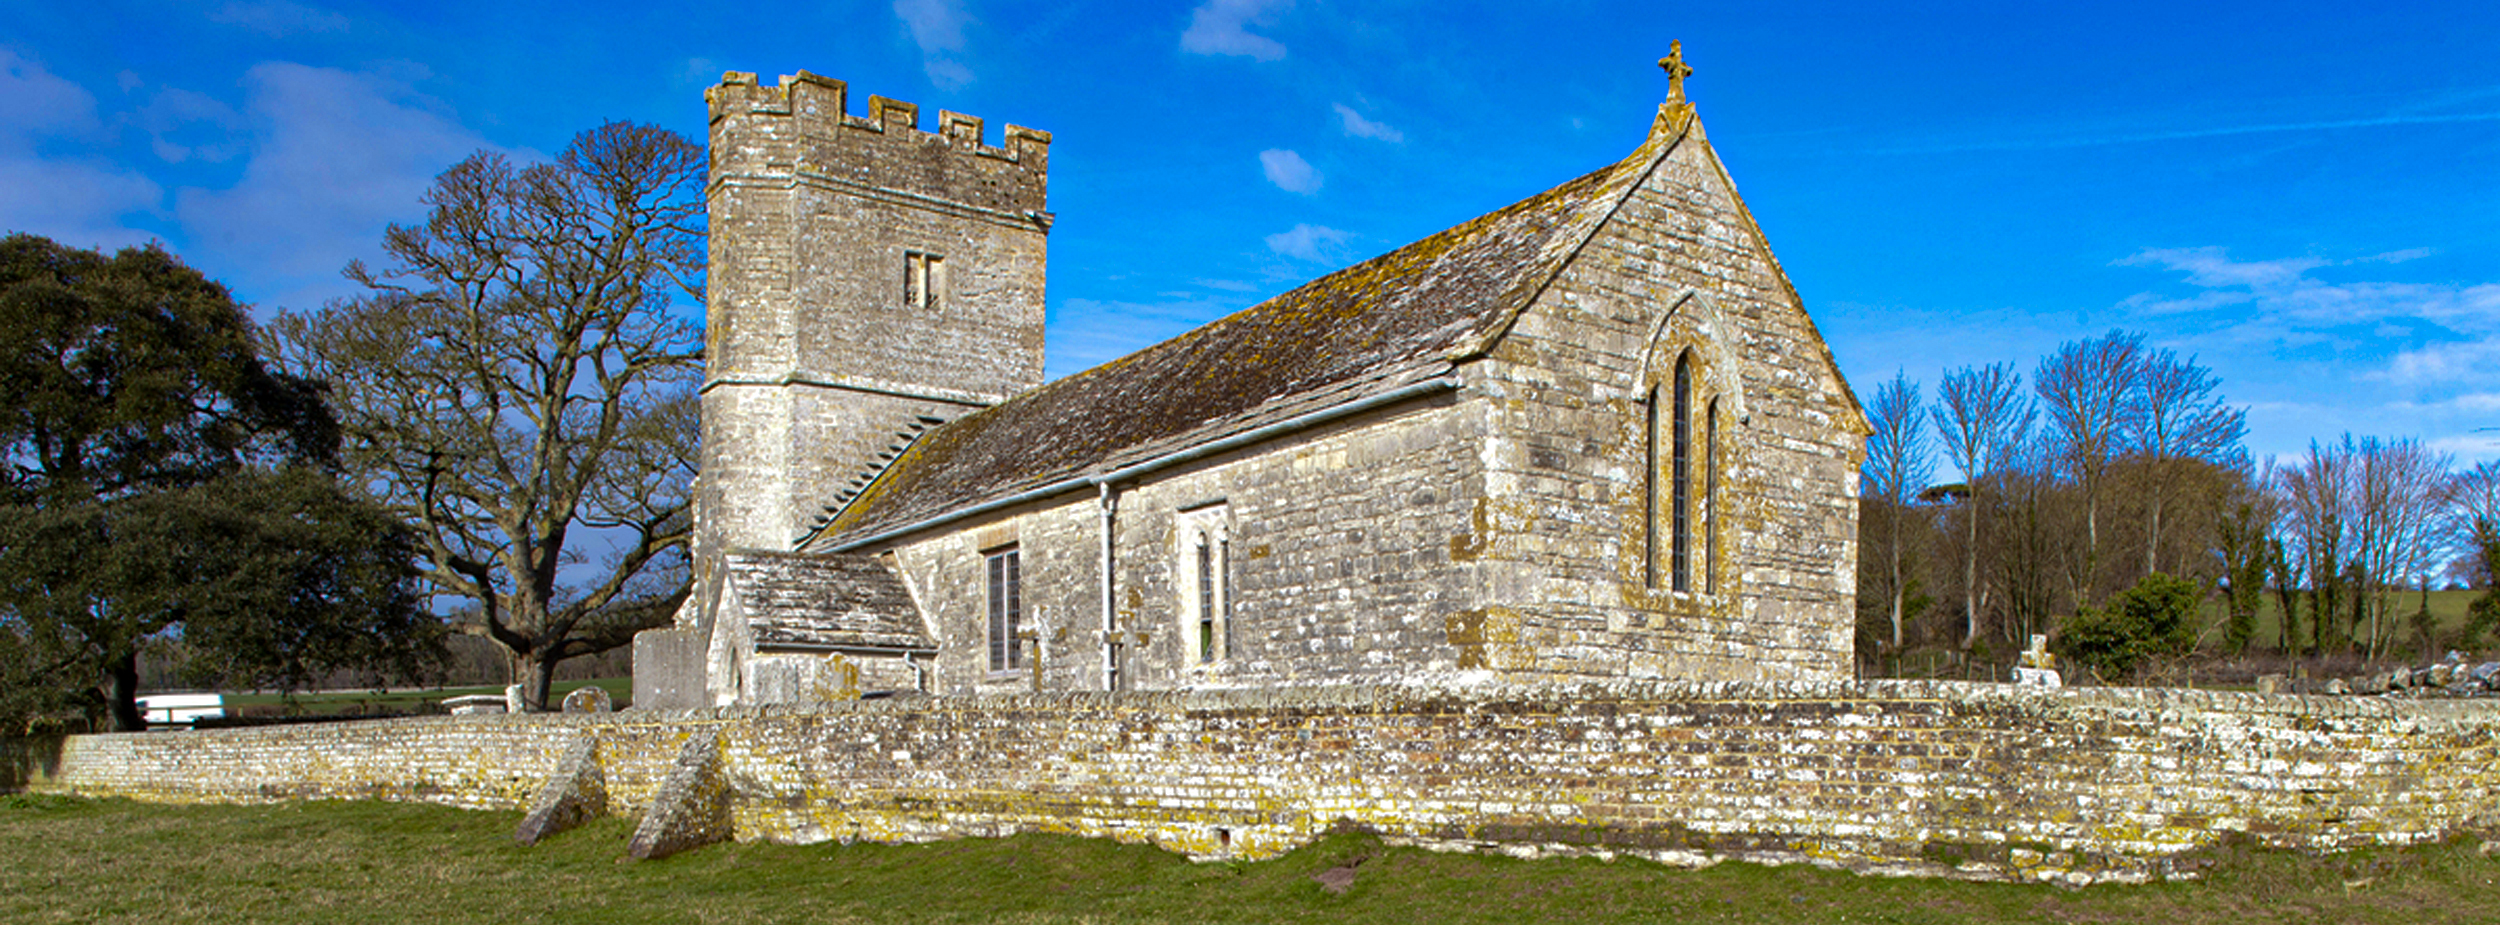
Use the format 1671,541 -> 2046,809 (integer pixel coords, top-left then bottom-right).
8,1 -> 2497,472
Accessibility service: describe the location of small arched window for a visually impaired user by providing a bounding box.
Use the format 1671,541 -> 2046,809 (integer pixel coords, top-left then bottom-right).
1671,351 -> 1693,592
1644,383 -> 1661,589
1705,396 -> 1720,595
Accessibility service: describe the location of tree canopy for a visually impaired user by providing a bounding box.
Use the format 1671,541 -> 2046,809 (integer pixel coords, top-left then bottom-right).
0,234 -> 432,732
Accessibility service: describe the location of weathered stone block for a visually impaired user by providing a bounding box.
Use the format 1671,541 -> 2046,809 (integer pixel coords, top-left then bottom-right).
562,686 -> 614,714
627,733 -> 731,861
515,736 -> 606,845
632,628 -> 703,712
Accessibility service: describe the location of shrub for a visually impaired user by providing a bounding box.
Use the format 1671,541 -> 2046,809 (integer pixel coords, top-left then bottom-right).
2058,573 -> 2203,682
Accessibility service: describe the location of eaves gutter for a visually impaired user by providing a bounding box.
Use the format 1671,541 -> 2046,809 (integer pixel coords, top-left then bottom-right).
754,640 -> 941,657
826,373 -> 1462,553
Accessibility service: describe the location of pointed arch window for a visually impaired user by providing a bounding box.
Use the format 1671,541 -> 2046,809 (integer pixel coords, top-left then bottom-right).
1670,352 -> 1694,592
1705,397 -> 1720,595
1644,384 -> 1661,589
1647,347 -> 1723,596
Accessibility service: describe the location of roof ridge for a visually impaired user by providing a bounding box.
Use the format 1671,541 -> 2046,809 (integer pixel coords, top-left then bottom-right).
1444,105 -> 1696,362
814,123 -> 1694,548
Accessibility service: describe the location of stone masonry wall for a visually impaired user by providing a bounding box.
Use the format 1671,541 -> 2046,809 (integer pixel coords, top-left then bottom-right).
698,70 -> 1049,556
1469,109 -> 1861,684
887,393 -> 1486,696
35,681 -> 2500,884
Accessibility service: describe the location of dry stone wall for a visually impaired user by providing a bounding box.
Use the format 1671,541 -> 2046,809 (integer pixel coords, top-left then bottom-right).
32,681 -> 2500,883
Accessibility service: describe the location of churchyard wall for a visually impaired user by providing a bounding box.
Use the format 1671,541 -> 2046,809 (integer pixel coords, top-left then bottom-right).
29,680 -> 2500,883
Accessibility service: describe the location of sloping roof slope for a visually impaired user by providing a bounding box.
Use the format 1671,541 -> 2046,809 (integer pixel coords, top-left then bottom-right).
723,550 -> 933,651
814,130 -> 1677,549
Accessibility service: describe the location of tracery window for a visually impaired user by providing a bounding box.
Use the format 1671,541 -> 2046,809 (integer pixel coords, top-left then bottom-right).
1647,347 -> 1720,596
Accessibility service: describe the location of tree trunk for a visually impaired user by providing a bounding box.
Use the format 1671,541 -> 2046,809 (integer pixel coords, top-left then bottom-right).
1887,505 -> 1905,651
520,650 -> 562,712
1963,493 -> 1981,650
106,649 -> 146,732
2145,491 -> 2165,583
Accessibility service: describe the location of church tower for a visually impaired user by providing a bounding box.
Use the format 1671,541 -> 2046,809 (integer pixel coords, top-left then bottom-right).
697,71 -> 1051,559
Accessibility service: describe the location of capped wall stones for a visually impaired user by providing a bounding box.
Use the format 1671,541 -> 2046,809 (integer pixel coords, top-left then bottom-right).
561,686 -> 613,714
34,681 -> 2500,883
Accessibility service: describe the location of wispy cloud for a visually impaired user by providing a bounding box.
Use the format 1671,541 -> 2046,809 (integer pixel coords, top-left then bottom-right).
2388,341 -> 2500,387
2113,246 -> 2500,388
0,49 -> 163,248
1264,223 -> 1351,263
1181,0 -> 1292,62
2117,247 -> 2325,290
2117,247 -> 2500,329
207,0 -> 350,37
894,0 -> 974,89
1259,148 -> 1320,194
136,86 -> 246,164
1874,110 -> 2500,156
1333,103 -> 1403,142
1046,297 -> 1235,378
174,62 -> 491,307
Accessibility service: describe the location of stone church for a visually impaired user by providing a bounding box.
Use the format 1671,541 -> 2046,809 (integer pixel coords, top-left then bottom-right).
633,48 -> 1868,710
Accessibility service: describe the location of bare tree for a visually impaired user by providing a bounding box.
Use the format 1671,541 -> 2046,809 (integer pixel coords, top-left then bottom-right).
1989,432 -> 2072,651
2447,462 -> 2500,646
2344,436 -> 2450,658
275,122 -> 704,709
1862,371 -> 1933,653
2280,439 -> 2355,654
2127,346 -> 2248,578
1932,362 -> 2032,649
2034,330 -> 2144,601
2211,459 -> 2279,654
2447,461 -> 2500,549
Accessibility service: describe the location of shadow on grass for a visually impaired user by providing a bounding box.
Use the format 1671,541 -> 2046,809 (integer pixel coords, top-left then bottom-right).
6,797 -> 2500,924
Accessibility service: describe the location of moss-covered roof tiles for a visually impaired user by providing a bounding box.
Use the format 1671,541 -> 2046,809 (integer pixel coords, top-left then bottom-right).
725,550 -> 933,651
813,140 -> 1663,549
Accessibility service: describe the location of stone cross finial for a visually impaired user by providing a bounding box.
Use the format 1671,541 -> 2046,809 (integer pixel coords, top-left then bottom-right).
1659,41 -> 1694,101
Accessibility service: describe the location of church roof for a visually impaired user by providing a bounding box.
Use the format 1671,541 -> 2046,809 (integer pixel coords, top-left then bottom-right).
723,550 -> 933,651
812,119 -> 1681,550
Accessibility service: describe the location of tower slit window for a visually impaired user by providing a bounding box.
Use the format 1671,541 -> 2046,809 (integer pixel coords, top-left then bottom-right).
904,251 -> 945,310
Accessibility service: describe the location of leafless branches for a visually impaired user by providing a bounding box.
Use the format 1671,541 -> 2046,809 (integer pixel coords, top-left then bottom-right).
1933,362 -> 2032,648
274,122 -> 705,708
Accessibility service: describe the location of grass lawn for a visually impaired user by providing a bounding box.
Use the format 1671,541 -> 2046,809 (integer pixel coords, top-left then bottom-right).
7,795 -> 2500,924
212,678 -> 633,718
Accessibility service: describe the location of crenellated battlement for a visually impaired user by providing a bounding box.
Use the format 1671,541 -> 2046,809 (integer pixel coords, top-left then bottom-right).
706,71 -> 1051,182
694,66 -> 1050,569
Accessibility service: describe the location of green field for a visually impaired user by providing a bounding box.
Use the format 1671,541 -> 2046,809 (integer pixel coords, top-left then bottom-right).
2232,588 -> 2485,655
7,795 -> 2500,924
